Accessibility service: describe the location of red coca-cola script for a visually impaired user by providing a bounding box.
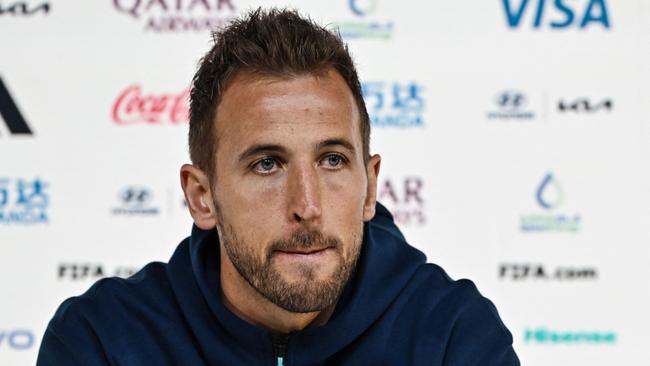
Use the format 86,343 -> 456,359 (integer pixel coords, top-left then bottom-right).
112,84 -> 190,125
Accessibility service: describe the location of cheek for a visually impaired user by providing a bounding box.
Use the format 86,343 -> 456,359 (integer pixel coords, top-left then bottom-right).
217,177 -> 286,241
322,171 -> 367,224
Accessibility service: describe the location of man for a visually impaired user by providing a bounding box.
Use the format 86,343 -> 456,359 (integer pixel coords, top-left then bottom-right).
37,8 -> 519,366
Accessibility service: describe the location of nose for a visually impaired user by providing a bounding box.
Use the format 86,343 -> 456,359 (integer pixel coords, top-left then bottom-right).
287,162 -> 322,224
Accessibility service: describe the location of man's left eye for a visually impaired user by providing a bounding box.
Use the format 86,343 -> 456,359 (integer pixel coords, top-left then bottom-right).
322,154 -> 345,168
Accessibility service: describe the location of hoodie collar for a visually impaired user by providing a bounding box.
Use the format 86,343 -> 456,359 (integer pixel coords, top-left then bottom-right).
167,202 -> 426,364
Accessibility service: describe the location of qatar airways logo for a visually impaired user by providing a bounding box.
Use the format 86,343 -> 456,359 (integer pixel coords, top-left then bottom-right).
378,176 -> 426,227
112,84 -> 189,125
113,0 -> 236,32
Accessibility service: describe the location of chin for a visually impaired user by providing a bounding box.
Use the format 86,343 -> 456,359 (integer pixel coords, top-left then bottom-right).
280,266 -> 334,284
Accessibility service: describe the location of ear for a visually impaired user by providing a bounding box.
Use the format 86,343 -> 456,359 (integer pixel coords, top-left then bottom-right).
180,164 -> 218,230
362,154 -> 381,222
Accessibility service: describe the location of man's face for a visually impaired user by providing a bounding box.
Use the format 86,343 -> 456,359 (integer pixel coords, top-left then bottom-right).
211,69 -> 372,313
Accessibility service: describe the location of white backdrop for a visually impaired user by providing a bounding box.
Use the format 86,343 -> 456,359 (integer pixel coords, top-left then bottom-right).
1,0 -> 648,364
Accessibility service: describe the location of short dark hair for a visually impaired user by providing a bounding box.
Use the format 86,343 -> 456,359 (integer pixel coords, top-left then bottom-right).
188,8 -> 370,179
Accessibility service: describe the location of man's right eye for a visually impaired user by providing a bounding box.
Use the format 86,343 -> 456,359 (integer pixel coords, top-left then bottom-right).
252,158 -> 279,175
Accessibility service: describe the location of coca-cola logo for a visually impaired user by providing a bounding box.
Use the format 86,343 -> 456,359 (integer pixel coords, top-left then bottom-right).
112,84 -> 189,125
113,0 -> 236,32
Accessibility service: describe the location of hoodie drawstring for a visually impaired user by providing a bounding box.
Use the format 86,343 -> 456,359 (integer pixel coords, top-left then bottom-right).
271,333 -> 289,366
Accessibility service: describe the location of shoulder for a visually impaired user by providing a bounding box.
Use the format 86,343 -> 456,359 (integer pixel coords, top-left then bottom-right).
38,262 -> 180,365
48,261 -> 174,333
411,264 -> 508,325
370,202 -> 407,242
406,265 -> 519,365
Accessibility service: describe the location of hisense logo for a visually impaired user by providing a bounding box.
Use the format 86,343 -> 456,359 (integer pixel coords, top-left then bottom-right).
524,328 -> 616,344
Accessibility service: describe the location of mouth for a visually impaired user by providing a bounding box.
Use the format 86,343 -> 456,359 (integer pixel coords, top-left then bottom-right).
276,247 -> 331,255
273,246 -> 335,263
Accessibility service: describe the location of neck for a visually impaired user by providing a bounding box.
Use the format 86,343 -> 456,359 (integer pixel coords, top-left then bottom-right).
219,245 -> 334,333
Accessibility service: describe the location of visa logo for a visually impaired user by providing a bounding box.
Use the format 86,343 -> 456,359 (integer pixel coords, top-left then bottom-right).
502,0 -> 610,29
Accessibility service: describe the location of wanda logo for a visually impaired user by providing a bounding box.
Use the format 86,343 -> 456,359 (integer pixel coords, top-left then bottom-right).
112,84 -> 189,125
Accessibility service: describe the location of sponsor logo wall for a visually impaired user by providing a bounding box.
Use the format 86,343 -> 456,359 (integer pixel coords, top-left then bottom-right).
112,84 -> 190,125
499,263 -> 598,281
1,0 -> 648,365
378,176 -> 426,227
520,172 -> 581,233
363,81 -> 426,127
501,0 -> 611,29
335,0 -> 394,40
0,178 -> 49,224
112,0 -> 237,32
111,185 -> 160,216
523,328 -> 617,345
487,90 -> 536,121
0,2 -> 50,16
0,330 -> 35,351
0,78 -> 33,136
557,97 -> 613,114
58,263 -> 139,281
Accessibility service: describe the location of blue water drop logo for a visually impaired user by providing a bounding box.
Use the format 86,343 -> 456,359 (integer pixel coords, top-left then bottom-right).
536,172 -> 563,210
349,0 -> 377,17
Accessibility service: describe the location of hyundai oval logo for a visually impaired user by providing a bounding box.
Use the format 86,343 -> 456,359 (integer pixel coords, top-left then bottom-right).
119,186 -> 151,206
494,90 -> 527,110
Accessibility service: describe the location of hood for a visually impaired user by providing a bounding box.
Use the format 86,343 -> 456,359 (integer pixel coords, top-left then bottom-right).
166,202 -> 427,364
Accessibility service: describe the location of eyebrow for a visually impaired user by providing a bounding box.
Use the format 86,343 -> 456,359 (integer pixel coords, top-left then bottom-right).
317,138 -> 356,154
238,144 -> 288,163
237,138 -> 357,163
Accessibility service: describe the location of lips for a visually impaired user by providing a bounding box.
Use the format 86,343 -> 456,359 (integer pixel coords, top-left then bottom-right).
277,247 -> 330,255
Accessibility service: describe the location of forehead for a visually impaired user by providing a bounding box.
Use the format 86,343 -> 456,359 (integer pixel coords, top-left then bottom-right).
214,69 -> 362,157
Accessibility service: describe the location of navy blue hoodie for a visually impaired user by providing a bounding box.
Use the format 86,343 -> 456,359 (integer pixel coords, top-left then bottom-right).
37,204 -> 519,365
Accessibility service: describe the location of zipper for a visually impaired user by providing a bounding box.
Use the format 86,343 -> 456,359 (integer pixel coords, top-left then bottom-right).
271,333 -> 289,366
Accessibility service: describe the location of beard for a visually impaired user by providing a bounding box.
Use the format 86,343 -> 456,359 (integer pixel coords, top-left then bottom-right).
217,214 -> 363,313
